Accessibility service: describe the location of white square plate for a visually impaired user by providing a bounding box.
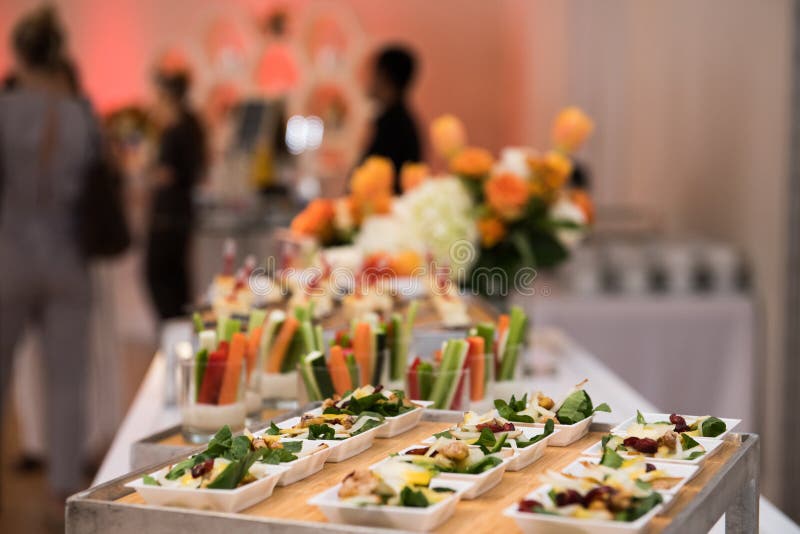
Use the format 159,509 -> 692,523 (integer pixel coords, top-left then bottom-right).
581,436 -> 724,465
611,413 -> 741,440
308,478 -> 473,532
510,412 -> 594,446
251,439 -> 333,486
422,426 -> 558,472
561,456 -> 699,495
503,484 -> 664,534
125,464 -> 286,513
305,400 -> 432,439
274,416 -> 380,463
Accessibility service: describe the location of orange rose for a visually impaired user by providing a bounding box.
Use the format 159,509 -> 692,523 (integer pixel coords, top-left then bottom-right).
484,172 -> 529,220
570,188 -> 594,224
351,156 -> 394,200
430,114 -> 467,158
390,250 -> 424,276
552,106 -> 594,153
477,216 -> 506,248
291,198 -> 335,239
450,147 -> 494,178
400,162 -> 429,192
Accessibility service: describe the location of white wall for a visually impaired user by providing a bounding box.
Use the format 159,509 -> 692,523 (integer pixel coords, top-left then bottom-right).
512,0 -> 793,504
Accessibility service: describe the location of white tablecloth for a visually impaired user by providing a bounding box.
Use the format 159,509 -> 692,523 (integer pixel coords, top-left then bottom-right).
522,294 -> 756,432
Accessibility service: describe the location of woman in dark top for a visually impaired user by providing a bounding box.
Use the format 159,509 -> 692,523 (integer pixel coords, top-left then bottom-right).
145,71 -> 206,320
363,46 -> 422,193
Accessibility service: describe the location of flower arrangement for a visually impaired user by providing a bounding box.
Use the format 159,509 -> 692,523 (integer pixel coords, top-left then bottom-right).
433,107 -> 595,293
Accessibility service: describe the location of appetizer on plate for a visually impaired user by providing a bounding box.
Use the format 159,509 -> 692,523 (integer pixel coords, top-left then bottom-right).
141,426 -> 299,490
432,411 -> 556,450
393,438 -> 506,475
494,379 -> 610,425
599,429 -> 707,461
321,385 -> 421,418
266,413 -> 384,440
572,451 -> 689,493
515,470 -> 664,523
337,460 -> 454,507
615,411 -> 735,439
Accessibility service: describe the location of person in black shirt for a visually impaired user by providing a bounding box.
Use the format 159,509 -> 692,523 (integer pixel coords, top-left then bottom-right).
145,70 -> 206,319
363,45 -> 422,193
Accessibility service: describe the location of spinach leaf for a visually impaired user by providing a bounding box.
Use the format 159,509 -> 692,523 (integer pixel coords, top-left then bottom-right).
165,457 -> 200,480
142,474 -> 160,486
488,432 -> 508,453
281,441 -> 303,453
601,434 -> 612,450
399,486 -> 430,508
474,428 -> 498,451
205,426 -> 233,457
433,430 -> 454,439
308,424 -> 336,440
323,406 -> 344,415
465,455 -> 503,474
224,435 -> 253,461
432,487 -> 455,493
494,399 -> 534,423
680,433 -> 701,450
351,416 -> 384,436
257,447 -> 298,465
594,403 -> 611,413
514,419 -> 555,448
636,410 -> 646,424
207,450 -> 262,490
554,390 -> 591,425
686,451 -> 705,460
701,417 -> 726,437
620,492 -> 663,521
600,446 -> 624,468
265,422 -> 281,435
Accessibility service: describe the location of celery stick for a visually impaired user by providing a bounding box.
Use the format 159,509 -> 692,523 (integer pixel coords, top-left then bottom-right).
198,330 -> 217,354
498,306 -> 527,381
247,309 -> 267,333
299,351 -> 322,401
345,353 -> 359,390
194,349 -> 208,401
299,321 -> 316,355
294,304 -> 308,322
389,314 -> 404,381
430,339 -> 468,409
441,340 -> 469,409
192,312 -> 205,333
475,322 -> 495,386
222,318 -> 241,343
313,324 -> 324,352
418,362 -> 434,400
257,311 -> 285,373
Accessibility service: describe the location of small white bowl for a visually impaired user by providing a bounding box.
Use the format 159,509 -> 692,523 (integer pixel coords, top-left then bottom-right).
257,440 -> 333,486
308,478 -> 472,532
125,464 -> 286,513
305,400 -> 431,439
381,445 -> 513,500
581,436 -> 724,465
561,456 -> 699,495
512,412 -> 595,447
423,426 -> 558,472
275,416 -> 380,463
503,484 -> 664,534
611,413 -> 741,440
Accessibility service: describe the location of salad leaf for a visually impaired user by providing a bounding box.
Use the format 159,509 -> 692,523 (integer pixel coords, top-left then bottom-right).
686,451 -> 705,460
494,398 -> 535,423
281,441 -> 303,453
636,410 -> 646,424
207,451 -> 262,490
555,390 -> 610,425
399,486 -> 430,508
224,435 -> 253,461
475,428 -> 500,451
308,424 -> 336,440
205,426 -> 233,457
142,474 -> 160,486
680,433 -> 701,450
617,492 -> 663,522
164,456 -> 203,480
257,447 -> 298,465
265,422 -> 281,435
514,419 -> 555,448
433,430 -> 454,439
351,416 -> 384,436
465,455 -> 503,474
595,403 -> 611,413
600,446 -> 624,468
601,434 -> 612,449
701,417 -> 726,437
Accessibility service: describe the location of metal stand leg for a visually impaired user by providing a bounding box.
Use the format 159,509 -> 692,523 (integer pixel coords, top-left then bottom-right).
725,470 -> 759,533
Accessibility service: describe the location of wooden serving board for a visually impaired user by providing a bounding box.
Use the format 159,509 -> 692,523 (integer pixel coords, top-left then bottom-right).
118,421 -> 742,533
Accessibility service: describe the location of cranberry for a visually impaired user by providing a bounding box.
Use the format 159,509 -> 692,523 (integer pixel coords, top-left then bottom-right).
191,458 -> 214,478
476,421 -> 515,433
518,499 -> 543,513
669,414 -> 690,432
555,489 -> 584,507
405,447 -> 431,456
585,485 -> 614,504
645,463 -> 657,472
623,436 -> 658,454
374,384 -> 384,393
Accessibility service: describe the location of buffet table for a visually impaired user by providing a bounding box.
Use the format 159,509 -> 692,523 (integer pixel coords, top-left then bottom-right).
86,331 -> 797,533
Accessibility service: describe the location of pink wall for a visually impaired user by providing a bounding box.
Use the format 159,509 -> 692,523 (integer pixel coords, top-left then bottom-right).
0,0 -> 522,155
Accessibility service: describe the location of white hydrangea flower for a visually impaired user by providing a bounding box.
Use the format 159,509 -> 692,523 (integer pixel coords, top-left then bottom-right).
549,196 -> 587,249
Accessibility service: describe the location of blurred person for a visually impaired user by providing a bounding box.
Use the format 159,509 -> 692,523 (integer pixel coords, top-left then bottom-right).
362,45 -> 422,193
145,70 -> 206,320
0,5 -> 95,509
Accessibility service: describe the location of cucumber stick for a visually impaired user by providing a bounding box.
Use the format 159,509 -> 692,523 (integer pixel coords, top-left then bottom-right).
345,353 -> 359,389
313,325 -> 324,353
198,330 -> 217,354
498,306 -> 527,381
301,351 -> 334,401
194,349 -> 209,401
222,318 -> 241,343
474,323 -> 495,386
390,301 -> 418,381
299,321 -> 316,354
247,309 -> 267,333
418,362 -> 434,400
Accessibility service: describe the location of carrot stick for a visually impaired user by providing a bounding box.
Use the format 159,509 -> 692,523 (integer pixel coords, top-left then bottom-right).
218,333 -> 247,405
467,336 -> 486,401
495,314 -> 510,375
267,317 -> 299,373
352,322 -> 372,386
246,326 -> 263,380
328,345 -> 352,395
434,349 -> 443,364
